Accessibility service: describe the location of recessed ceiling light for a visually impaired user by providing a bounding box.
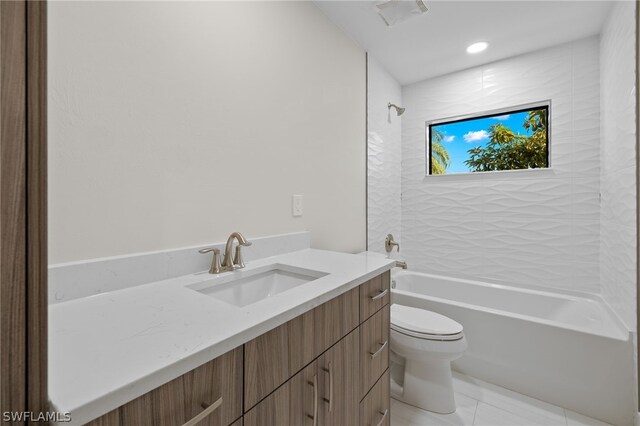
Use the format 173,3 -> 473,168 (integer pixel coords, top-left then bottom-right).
466,42 -> 488,54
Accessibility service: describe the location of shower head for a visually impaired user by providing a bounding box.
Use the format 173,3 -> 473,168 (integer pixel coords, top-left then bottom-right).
388,102 -> 405,116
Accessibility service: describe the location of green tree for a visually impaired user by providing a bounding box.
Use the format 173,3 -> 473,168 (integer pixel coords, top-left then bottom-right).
464,109 -> 547,172
431,129 -> 451,174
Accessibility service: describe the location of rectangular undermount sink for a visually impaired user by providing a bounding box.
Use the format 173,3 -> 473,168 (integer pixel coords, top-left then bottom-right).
187,264 -> 328,307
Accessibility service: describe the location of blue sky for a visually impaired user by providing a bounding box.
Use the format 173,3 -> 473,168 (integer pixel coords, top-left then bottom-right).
431,110 -> 534,173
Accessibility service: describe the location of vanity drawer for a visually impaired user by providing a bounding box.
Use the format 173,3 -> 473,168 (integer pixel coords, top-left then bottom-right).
359,272 -> 390,323
360,370 -> 390,426
359,304 -> 390,399
119,375 -> 187,425
94,348 -> 242,426
182,346 -> 243,426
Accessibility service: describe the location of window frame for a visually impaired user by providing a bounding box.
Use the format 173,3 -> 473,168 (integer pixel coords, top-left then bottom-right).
425,101 -> 552,176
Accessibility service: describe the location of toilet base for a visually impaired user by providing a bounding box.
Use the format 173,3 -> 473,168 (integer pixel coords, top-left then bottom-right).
393,358 -> 457,414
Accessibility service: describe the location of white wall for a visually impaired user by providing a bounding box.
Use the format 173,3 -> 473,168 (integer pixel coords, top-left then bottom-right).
600,1 -> 637,331
48,1 -> 366,263
367,56 -> 402,256
401,37 -> 601,293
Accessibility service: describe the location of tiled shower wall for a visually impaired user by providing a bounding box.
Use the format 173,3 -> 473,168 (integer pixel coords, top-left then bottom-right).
367,56 -> 402,256
400,37 -> 601,293
600,1 -> 637,331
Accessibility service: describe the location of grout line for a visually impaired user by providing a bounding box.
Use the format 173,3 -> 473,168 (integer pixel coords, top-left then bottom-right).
471,399 -> 479,426
453,374 -> 570,425
468,392 -> 567,425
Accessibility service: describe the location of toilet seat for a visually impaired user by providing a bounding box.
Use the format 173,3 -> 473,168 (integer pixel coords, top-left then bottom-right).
391,304 -> 464,341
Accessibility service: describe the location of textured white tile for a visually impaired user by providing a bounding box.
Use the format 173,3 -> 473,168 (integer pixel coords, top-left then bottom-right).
573,37 -> 600,139
609,166 -> 637,227
482,44 -> 571,119
599,0 -> 637,332
550,137 -> 574,175
399,37 -> 603,294
549,96 -> 574,141
571,178 -> 600,220
367,57 -> 402,256
570,134 -> 600,179
482,178 -> 573,221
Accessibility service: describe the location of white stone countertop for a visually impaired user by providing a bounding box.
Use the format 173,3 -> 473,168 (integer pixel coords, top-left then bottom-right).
49,249 -> 395,425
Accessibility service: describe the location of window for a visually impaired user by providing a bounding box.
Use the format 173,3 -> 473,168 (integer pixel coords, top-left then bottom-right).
427,104 -> 549,175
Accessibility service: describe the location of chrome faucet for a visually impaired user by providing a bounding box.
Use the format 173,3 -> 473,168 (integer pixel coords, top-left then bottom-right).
198,232 -> 252,274
221,232 -> 252,272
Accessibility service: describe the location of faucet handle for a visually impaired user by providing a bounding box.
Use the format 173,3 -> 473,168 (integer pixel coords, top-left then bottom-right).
233,245 -> 246,268
385,234 -> 399,253
198,247 -> 218,254
199,247 -> 222,274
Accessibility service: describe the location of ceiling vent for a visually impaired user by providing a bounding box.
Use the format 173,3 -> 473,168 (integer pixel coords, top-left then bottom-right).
375,0 -> 428,27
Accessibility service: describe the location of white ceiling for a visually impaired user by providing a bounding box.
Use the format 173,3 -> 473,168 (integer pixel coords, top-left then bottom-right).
314,0 -> 614,85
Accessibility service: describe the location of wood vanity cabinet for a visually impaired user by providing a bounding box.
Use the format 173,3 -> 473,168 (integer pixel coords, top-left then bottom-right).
243,271 -> 390,426
360,371 -> 390,426
86,347 -> 243,426
316,329 -> 360,426
244,329 -> 360,426
244,361 -> 317,426
359,304 -> 390,400
359,272 -> 390,322
84,271 -> 390,426
244,288 -> 359,410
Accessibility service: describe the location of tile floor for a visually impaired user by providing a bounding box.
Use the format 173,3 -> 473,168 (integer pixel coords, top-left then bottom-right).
391,372 -> 612,426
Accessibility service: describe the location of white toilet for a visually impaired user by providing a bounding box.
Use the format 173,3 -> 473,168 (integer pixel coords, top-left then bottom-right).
390,304 -> 467,414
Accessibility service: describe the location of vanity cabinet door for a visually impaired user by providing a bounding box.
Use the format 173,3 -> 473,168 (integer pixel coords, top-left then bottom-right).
289,361 -> 318,426
313,287 -> 359,355
243,380 -> 291,426
243,361 -> 316,426
244,310 -> 314,411
360,304 -> 390,399
244,286 -> 360,413
183,347 -> 243,426
120,376 -> 186,426
360,272 -> 390,323
360,370 -> 390,426
317,329 -> 359,426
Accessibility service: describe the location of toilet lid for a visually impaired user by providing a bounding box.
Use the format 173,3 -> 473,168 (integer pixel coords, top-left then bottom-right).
391,304 -> 463,337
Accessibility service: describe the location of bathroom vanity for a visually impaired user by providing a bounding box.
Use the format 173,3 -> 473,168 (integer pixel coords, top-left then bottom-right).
49,249 -> 393,425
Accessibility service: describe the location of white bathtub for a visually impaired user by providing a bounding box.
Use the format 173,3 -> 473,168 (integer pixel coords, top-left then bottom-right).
391,270 -> 635,426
